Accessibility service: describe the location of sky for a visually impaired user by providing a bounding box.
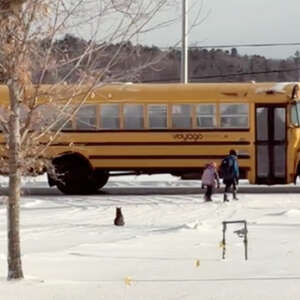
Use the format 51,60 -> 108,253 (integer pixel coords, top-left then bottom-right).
139,0 -> 300,59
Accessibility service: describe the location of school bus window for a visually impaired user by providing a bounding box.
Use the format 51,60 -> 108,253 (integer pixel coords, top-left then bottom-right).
172,104 -> 192,129
30,104 -> 56,131
220,103 -> 249,128
257,145 -> 269,177
0,106 -> 8,132
256,107 -> 268,140
291,102 -> 300,126
148,104 -> 167,129
274,145 -> 285,177
196,104 -> 216,128
75,105 -> 97,130
20,104 -> 29,124
274,107 -> 285,141
0,104 -> 55,132
52,105 -> 74,131
100,104 -> 120,129
124,104 -> 144,129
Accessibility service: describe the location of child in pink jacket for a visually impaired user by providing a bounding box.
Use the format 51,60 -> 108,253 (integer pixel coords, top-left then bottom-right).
201,162 -> 220,202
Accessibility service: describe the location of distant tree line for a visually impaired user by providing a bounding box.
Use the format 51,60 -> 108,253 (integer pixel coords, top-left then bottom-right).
4,34 -> 300,84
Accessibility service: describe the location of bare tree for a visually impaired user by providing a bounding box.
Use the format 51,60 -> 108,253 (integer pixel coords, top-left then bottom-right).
0,0 -> 173,280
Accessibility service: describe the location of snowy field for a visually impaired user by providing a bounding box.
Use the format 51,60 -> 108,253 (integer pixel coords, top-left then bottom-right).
0,176 -> 300,299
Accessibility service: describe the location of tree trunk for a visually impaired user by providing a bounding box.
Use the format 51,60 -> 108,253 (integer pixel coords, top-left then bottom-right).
7,82 -> 23,280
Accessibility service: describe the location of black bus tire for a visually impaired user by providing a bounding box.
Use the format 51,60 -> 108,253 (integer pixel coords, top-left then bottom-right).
92,169 -> 109,190
53,154 -> 96,195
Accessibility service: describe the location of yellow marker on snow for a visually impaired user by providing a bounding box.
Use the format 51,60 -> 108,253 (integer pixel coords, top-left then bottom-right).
195,259 -> 200,268
124,276 -> 132,286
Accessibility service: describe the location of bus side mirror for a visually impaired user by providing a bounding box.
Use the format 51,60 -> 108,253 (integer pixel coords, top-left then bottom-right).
292,85 -> 299,100
288,123 -> 297,128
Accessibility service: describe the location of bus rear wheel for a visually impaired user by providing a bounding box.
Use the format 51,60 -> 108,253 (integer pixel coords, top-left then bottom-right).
52,154 -> 99,195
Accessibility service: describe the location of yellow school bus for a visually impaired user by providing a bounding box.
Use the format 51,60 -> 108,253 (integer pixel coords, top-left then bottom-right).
1,82 -> 300,194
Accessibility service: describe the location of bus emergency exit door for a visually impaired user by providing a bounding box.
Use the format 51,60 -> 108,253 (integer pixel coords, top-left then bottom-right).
255,105 -> 286,184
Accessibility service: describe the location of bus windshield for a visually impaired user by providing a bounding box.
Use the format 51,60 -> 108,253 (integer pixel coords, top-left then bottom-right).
291,102 -> 300,126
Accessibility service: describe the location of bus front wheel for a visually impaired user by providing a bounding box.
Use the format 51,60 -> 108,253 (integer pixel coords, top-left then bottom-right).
52,154 -> 98,195
92,169 -> 109,190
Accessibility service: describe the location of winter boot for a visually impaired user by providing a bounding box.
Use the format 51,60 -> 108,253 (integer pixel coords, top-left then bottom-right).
223,194 -> 229,202
233,191 -> 238,200
205,196 -> 212,202
204,195 -> 212,202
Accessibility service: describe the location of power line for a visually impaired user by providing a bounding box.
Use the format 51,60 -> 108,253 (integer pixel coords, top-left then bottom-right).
160,42 -> 300,50
190,67 -> 300,80
190,42 -> 300,49
141,67 -> 300,83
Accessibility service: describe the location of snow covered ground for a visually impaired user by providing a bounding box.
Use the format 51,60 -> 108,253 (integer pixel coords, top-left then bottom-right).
0,177 -> 300,299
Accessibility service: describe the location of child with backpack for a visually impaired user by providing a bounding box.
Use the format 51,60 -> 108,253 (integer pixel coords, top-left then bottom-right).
220,149 -> 240,202
201,162 -> 220,202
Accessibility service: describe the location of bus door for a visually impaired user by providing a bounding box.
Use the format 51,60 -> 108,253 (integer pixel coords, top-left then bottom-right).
255,105 -> 286,184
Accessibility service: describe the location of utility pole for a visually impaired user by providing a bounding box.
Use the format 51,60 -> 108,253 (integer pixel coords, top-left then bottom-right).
181,0 -> 188,83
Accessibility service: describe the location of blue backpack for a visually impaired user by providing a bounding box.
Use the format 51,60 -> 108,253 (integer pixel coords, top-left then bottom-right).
220,156 -> 235,180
